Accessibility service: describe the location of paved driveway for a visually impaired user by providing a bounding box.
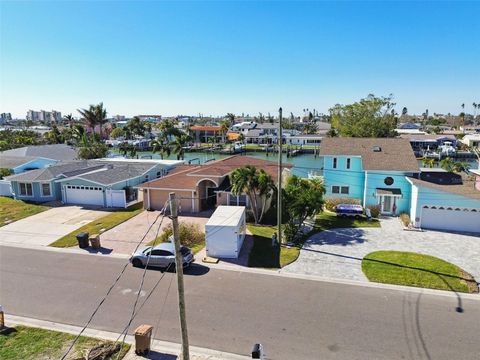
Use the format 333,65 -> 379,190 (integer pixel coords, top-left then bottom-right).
281,217 -> 480,282
0,206 -> 108,247
99,210 -> 210,254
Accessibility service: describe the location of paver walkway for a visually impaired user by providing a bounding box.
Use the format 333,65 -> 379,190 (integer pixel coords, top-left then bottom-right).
0,206 -> 107,247
99,210 -> 209,254
281,217 -> 480,282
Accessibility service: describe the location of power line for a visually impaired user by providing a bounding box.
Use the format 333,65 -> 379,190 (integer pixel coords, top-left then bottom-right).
60,202 -> 168,360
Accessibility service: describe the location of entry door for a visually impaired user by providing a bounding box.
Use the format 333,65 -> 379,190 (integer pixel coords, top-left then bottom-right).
382,196 -> 393,213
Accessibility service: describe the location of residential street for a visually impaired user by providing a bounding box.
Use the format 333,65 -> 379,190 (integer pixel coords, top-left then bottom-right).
1,246 -> 479,360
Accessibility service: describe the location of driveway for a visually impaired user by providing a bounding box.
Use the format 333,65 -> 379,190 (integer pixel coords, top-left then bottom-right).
0,206 -> 108,247
99,210 -> 210,254
281,217 -> 480,282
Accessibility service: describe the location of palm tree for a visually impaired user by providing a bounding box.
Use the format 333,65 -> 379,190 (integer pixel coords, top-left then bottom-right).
78,102 -> 107,139
171,133 -> 192,160
220,120 -> 230,143
63,114 -> 74,127
230,165 -> 275,224
125,116 -> 146,138
440,157 -> 455,172
422,158 -> 435,168
150,135 -> 171,160
94,102 -> 107,139
452,161 -> 470,173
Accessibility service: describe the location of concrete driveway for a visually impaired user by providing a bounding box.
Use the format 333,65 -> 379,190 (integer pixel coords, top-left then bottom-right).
0,206 -> 108,247
281,217 -> 480,282
99,210 -> 210,254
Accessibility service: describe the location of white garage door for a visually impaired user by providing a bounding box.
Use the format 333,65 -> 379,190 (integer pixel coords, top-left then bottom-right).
65,185 -> 104,206
421,206 -> 480,233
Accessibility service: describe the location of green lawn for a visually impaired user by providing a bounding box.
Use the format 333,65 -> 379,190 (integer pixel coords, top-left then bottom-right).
362,251 -> 478,293
0,325 -> 129,360
49,202 -> 144,247
247,212 -> 380,269
0,197 -> 49,227
247,225 -> 300,268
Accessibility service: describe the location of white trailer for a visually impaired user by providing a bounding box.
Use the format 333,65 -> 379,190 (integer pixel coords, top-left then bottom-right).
205,206 -> 246,259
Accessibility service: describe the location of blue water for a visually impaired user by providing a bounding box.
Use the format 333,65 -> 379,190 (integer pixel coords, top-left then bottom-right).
113,150 -> 479,178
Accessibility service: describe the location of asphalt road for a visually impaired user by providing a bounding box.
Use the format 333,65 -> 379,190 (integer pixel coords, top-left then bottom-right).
1,246 -> 479,360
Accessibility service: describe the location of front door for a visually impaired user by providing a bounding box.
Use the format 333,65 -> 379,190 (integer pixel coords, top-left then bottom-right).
382,196 -> 393,214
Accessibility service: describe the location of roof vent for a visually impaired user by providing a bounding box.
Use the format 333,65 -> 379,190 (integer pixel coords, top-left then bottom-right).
373,146 -> 382,152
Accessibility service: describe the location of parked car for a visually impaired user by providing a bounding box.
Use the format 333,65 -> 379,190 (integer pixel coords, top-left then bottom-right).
335,204 -> 364,218
130,242 -> 194,269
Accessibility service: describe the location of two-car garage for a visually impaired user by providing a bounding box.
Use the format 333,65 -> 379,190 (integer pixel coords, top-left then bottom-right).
421,206 -> 480,233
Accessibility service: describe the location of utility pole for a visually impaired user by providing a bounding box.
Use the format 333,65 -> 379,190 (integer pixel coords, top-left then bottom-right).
277,107 -> 283,245
169,192 -> 190,360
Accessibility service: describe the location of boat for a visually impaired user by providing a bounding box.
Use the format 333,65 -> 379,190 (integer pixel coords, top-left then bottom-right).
438,141 -> 457,157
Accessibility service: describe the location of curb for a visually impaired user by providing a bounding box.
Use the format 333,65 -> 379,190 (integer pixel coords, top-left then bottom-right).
5,314 -> 251,360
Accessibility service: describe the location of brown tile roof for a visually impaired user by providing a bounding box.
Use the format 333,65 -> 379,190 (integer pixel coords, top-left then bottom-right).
319,138 -> 419,172
189,126 -> 222,131
408,177 -> 480,200
140,155 -> 292,190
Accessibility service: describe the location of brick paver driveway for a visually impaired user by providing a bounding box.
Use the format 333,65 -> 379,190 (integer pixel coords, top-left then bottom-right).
281,217 -> 480,282
99,210 -> 210,254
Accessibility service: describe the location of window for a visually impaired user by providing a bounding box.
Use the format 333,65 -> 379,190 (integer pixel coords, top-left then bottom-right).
346,158 -> 351,169
19,183 -> 33,196
340,186 -> 349,194
156,171 -> 161,178
41,183 -> 51,197
151,250 -> 173,256
332,186 -> 340,194
384,177 -> 394,186
332,157 -> 337,169
228,193 -> 248,206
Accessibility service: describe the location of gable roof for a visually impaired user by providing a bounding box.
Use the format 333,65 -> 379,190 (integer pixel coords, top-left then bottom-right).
140,155 -> 292,190
6,160 -> 157,185
0,155 -> 53,169
1,144 -> 78,161
408,176 -> 480,200
319,138 -> 419,172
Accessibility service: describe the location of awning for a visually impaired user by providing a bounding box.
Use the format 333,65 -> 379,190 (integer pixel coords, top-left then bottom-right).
376,188 -> 402,196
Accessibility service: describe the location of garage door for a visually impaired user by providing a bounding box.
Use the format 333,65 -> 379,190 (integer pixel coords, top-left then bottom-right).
65,185 -> 104,206
421,206 -> 480,233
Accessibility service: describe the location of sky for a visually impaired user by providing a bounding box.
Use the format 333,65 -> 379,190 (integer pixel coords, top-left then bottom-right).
0,1 -> 479,119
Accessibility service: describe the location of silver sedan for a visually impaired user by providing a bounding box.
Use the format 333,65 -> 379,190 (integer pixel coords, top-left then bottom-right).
130,242 -> 194,269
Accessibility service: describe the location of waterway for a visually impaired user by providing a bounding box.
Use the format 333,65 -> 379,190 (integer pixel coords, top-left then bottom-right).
112,150 -> 479,178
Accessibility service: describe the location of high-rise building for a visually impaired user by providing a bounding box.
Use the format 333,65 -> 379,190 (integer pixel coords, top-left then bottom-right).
26,110 -> 62,122
0,113 -> 12,123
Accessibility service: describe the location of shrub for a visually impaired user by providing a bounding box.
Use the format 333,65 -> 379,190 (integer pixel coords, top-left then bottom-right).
399,212 -> 410,227
324,197 -> 360,212
367,205 -> 380,218
155,222 -> 204,249
0,168 -> 12,179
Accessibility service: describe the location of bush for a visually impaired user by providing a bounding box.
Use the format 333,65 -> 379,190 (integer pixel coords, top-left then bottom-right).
367,205 -> 380,218
399,212 -> 410,227
155,222 -> 204,249
324,197 -> 360,212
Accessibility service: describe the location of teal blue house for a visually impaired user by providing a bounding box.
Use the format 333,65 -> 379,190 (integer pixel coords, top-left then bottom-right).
6,159 -> 181,208
320,138 -> 419,215
319,138 -> 480,233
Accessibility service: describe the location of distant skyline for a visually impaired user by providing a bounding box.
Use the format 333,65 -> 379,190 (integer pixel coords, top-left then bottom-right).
1,1 -> 479,118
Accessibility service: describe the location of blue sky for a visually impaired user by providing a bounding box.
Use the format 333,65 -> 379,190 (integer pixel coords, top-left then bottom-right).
1,1 -> 479,118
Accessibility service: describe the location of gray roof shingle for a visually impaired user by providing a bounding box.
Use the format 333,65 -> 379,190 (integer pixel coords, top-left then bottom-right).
319,138 -> 419,172
0,155 -> 46,169
1,144 -> 79,161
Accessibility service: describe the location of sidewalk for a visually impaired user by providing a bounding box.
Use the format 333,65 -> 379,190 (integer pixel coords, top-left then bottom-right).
6,314 -> 251,360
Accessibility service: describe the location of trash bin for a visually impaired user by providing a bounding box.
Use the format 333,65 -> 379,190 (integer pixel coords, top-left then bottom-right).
134,324 -> 153,355
0,305 -> 4,329
89,234 -> 101,249
252,343 -> 264,359
76,232 -> 89,249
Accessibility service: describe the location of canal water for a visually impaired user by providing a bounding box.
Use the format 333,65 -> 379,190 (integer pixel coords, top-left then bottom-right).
113,150 -> 479,178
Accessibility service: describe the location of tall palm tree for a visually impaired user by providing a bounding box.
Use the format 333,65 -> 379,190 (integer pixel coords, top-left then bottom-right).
440,157 -> 454,172
78,102 -> 107,139
171,133 -> 193,160
150,135 -> 171,160
94,102 -> 107,139
220,120 -> 230,143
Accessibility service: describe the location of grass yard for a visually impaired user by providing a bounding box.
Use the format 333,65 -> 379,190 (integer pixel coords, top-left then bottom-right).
0,197 -> 49,227
247,225 -> 300,268
49,202 -> 144,247
315,211 -> 380,231
362,251 -> 478,294
0,325 -> 129,360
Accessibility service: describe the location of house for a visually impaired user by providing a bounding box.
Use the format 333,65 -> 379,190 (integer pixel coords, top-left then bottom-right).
286,134 -> 322,146
320,138 -> 420,215
0,155 -> 58,174
407,170 -> 480,233
6,159 -> 180,208
399,134 -> 457,156
1,144 -> 79,161
189,126 -> 223,143
139,155 -> 292,213
460,134 -> 480,148
320,138 -> 480,233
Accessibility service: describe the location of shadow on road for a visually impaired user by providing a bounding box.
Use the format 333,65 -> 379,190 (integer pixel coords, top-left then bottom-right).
143,263 -> 210,276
